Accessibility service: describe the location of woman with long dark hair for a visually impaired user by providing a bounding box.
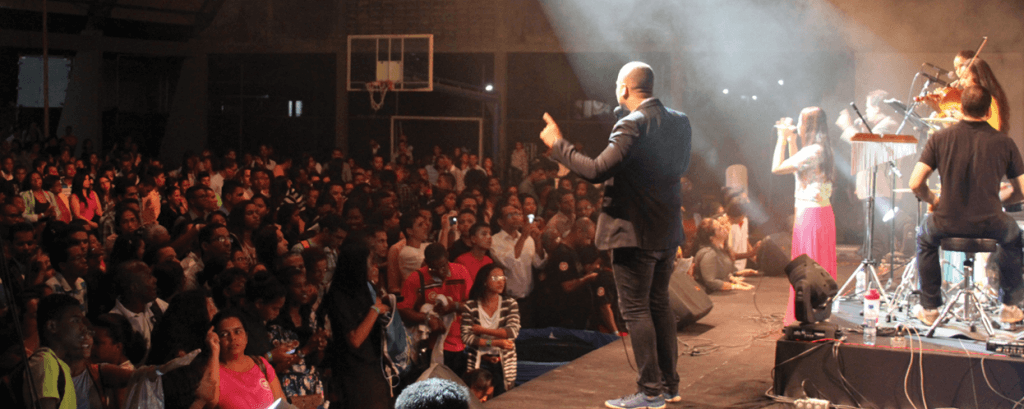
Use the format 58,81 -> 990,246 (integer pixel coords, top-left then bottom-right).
954,51 -> 1010,132
319,234 -> 391,409
227,200 -> 260,267
460,263 -> 519,396
771,107 -> 837,325
69,172 -> 102,229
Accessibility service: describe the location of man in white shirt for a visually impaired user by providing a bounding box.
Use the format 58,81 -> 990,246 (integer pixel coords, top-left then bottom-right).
209,157 -> 237,199
109,261 -> 168,361
490,204 -> 546,301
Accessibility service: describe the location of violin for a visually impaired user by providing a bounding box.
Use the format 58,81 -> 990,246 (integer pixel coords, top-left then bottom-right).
914,86 -> 963,120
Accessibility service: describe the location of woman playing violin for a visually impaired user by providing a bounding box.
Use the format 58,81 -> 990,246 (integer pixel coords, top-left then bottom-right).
954,51 -> 1010,132
923,52 -> 1009,132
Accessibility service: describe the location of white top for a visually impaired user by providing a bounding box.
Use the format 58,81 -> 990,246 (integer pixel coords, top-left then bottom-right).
210,173 -> 225,198
109,298 -> 169,350
180,252 -> 204,291
399,242 -> 428,281
728,217 -> 749,270
791,144 -> 832,208
491,230 -> 545,299
476,304 -> 502,359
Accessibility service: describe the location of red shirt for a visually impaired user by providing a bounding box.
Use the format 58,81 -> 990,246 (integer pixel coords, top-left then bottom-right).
398,263 -> 471,351
454,252 -> 493,282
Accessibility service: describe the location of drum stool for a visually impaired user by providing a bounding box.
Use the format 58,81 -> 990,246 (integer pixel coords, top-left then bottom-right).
926,237 -> 997,338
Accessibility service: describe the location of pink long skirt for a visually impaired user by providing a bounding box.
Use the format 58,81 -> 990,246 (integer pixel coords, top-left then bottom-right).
785,205 -> 838,325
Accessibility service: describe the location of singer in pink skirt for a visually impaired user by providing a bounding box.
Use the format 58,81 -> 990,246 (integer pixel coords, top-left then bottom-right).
772,107 -> 838,325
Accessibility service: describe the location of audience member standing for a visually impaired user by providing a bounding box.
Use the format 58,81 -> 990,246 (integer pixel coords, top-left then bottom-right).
460,263 -> 520,396
454,223 -> 494,281
490,204 -> 545,326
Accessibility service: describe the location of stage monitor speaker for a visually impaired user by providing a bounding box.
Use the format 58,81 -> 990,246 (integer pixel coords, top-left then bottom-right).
669,269 -> 713,330
758,234 -> 791,276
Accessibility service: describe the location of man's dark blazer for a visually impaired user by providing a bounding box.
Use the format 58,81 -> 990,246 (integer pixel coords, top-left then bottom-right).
550,98 -> 691,251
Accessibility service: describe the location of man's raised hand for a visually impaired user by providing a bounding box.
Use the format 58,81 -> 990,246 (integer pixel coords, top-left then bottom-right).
540,112 -> 563,148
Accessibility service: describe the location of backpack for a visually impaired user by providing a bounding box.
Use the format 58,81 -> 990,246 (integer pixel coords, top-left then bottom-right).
379,293 -> 412,392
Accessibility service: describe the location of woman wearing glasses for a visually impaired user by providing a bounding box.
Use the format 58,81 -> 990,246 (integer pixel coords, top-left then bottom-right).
460,263 -> 520,397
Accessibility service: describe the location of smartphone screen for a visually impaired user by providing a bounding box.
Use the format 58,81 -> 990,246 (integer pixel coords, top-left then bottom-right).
527,214 -> 535,223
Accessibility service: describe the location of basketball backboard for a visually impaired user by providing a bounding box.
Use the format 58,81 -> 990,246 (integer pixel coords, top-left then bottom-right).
347,34 -> 433,92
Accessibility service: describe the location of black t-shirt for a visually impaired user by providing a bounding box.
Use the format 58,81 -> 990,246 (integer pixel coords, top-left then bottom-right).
919,120 -> 1024,234
540,244 -> 594,329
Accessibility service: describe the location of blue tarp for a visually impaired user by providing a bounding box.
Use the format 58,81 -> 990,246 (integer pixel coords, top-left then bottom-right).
514,327 -> 620,385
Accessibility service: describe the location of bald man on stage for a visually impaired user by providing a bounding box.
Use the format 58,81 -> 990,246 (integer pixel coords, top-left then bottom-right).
540,61 -> 692,409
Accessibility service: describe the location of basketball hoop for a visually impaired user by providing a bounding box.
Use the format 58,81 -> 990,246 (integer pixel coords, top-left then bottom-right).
366,80 -> 394,111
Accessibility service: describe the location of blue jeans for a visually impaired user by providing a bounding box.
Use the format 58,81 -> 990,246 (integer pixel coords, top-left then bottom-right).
916,212 -> 1024,309
612,247 -> 679,396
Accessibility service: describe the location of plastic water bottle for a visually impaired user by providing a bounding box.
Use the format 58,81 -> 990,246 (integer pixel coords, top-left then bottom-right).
855,269 -> 866,295
863,289 -> 880,346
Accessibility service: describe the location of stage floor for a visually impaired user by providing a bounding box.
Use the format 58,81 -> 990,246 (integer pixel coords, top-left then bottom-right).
487,247 -> 1023,408
487,258 -> 809,408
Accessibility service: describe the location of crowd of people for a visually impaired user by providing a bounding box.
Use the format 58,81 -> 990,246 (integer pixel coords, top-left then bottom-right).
0,125 -> 748,409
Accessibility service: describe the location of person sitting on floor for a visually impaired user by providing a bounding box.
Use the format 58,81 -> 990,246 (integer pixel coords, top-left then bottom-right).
690,218 -> 756,293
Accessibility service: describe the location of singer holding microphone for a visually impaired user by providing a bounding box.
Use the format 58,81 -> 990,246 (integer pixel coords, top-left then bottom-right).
540,61 -> 691,409
771,107 -> 838,326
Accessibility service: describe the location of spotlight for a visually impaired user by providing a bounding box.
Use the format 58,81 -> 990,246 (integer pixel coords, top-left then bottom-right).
778,79 -> 785,86
783,254 -> 840,341
751,95 -> 758,101
485,84 -> 494,92
722,89 -> 729,95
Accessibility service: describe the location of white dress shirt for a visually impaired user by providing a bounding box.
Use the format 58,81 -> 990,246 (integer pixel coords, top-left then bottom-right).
491,229 -> 545,299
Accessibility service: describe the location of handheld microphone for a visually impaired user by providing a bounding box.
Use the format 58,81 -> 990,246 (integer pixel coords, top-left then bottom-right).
613,106 -> 628,120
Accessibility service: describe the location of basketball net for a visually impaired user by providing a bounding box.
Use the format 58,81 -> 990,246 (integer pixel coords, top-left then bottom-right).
366,80 -> 393,111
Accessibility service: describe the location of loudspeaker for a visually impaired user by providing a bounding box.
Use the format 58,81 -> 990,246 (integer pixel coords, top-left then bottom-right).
758,234 -> 791,276
669,267 -> 714,330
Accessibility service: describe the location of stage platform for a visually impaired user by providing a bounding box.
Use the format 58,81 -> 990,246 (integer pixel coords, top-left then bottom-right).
487,252 -> 1024,408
